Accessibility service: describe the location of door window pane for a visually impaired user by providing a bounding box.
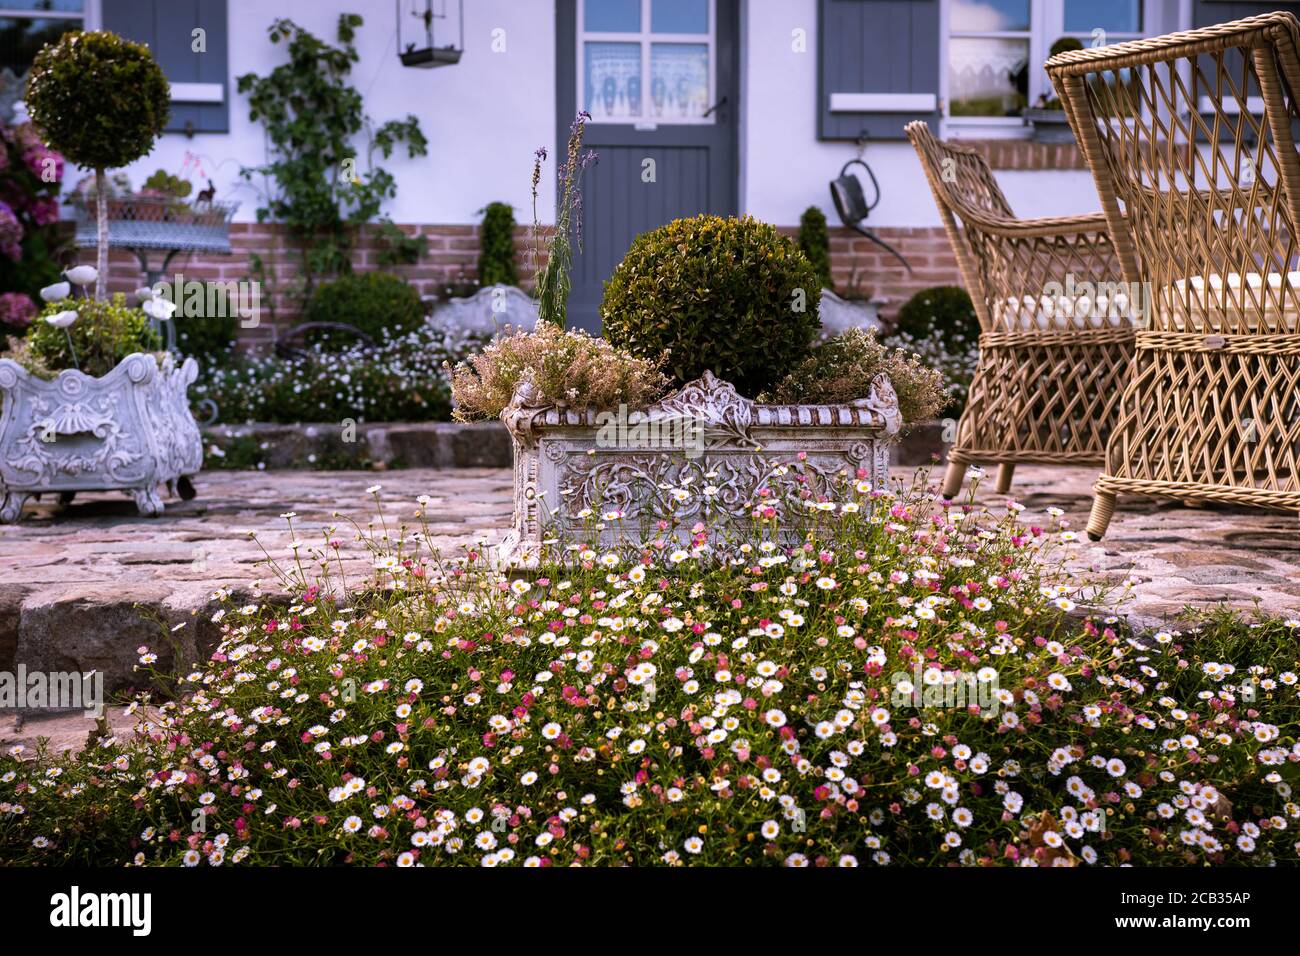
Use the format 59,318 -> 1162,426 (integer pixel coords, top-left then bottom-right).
949,37 -> 1029,116
652,0 -> 708,34
650,42 -> 709,118
584,0 -> 640,33
1064,0 -> 1141,34
585,42 -> 642,120
950,0 -> 1030,32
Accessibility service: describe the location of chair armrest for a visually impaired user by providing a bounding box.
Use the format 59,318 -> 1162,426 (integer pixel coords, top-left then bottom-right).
953,206 -> 1111,239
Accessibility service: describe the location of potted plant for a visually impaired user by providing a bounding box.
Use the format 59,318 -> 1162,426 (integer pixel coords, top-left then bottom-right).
449,197 -> 944,566
0,30 -> 203,522
1025,37 -> 1085,143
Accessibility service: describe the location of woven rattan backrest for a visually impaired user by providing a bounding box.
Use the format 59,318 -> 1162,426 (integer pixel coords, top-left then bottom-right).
906,121 -> 1013,330
1047,12 -> 1300,334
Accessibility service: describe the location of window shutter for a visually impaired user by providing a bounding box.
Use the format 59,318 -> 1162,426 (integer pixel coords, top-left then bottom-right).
818,0 -> 940,140
101,0 -> 229,134
1193,1 -> 1300,28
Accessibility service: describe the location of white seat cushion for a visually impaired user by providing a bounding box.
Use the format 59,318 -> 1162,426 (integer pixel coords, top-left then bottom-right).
1162,271 -> 1300,332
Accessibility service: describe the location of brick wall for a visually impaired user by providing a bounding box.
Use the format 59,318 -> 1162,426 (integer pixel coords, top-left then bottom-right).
79,220 -> 963,344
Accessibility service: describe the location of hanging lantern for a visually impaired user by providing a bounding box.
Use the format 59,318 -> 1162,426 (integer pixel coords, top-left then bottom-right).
398,0 -> 464,69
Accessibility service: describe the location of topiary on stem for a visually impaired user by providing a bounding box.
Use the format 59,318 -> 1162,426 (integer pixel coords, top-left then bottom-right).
25,31 -> 170,300
601,214 -> 822,397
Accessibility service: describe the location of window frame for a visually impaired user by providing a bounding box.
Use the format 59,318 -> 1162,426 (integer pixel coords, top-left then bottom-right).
942,0 -> 1149,138
576,0 -> 717,126
0,1 -> 98,80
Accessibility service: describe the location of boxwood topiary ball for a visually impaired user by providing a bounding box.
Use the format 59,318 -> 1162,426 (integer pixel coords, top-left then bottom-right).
306,271 -> 424,348
25,30 -> 171,172
601,215 -> 822,397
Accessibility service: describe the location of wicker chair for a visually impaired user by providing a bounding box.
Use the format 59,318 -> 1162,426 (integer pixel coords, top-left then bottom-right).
906,122 -> 1135,499
1047,12 -> 1300,539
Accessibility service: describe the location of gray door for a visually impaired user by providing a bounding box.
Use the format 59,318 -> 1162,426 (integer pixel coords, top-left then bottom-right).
557,0 -> 740,332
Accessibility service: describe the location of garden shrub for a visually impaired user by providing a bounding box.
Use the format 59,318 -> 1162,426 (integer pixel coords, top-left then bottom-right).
478,201 -> 518,287
305,271 -> 424,348
175,293 -> 239,368
892,285 -> 980,354
798,205 -> 833,290
447,322 -> 668,420
20,294 -> 160,378
764,327 -> 945,422
196,321 -> 482,424
601,215 -> 822,397
1,477 -> 1296,867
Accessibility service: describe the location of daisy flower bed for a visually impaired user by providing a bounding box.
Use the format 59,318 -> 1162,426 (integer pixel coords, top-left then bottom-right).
1,469 -> 1297,867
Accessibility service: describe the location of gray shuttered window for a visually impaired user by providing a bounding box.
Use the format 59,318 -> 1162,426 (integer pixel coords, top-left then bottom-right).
1193,1 -> 1300,27
102,0 -> 229,134
818,0 -> 940,140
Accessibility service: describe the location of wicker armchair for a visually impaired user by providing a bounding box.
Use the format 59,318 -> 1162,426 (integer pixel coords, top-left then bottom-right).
1047,12 -> 1300,539
906,122 -> 1135,499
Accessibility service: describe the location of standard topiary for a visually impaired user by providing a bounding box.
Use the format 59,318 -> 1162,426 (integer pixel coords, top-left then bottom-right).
477,201 -> 518,287
601,215 -> 822,396
797,205 -> 833,291
306,271 -> 424,347
893,285 -> 980,353
25,31 -> 170,299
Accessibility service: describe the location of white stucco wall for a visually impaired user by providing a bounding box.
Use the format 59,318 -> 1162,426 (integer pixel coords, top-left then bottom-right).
738,0 -> 1109,226
97,0 -> 1161,231
114,0 -> 557,225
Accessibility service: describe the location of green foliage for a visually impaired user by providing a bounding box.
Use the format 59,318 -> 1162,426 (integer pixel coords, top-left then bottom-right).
236,14 -> 428,305
198,320 -> 482,424
602,214 -> 822,396
477,201 -> 518,287
24,294 -> 160,378
305,271 -> 424,348
534,115 -> 596,327
24,30 -> 170,172
141,169 -> 192,198
797,205 -> 833,290
174,293 -> 238,368
372,219 -> 427,268
893,285 -> 980,354
764,327 -> 945,422
2,483 -> 1296,867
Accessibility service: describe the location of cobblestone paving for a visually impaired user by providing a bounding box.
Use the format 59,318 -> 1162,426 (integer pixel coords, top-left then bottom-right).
1,465 -> 1297,755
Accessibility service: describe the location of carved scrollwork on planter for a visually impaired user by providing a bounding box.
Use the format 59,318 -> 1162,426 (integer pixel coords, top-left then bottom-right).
0,353 -> 204,523
496,371 -> 904,568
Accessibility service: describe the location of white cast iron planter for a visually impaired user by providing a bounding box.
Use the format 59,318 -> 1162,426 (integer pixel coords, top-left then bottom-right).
497,370 -> 902,568
0,352 -> 203,522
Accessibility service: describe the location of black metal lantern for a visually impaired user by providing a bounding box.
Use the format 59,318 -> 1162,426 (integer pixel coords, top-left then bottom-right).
398,0 -> 464,69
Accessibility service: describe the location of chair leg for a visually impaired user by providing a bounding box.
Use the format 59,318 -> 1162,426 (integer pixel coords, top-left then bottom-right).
1086,490 -> 1117,541
941,461 -> 968,499
994,463 -> 1015,495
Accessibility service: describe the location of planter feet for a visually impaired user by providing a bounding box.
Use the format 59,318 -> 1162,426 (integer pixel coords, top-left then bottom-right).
132,487 -> 165,518
0,493 -> 27,524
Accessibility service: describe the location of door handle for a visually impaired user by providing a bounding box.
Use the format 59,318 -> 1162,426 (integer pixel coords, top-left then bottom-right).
702,95 -> 728,118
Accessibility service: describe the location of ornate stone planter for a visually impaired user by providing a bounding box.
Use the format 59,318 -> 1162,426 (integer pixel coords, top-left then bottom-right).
0,352 -> 203,522
497,371 -> 902,567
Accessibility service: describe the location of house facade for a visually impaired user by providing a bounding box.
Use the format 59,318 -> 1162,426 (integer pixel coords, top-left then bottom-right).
3,0 -> 1294,340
